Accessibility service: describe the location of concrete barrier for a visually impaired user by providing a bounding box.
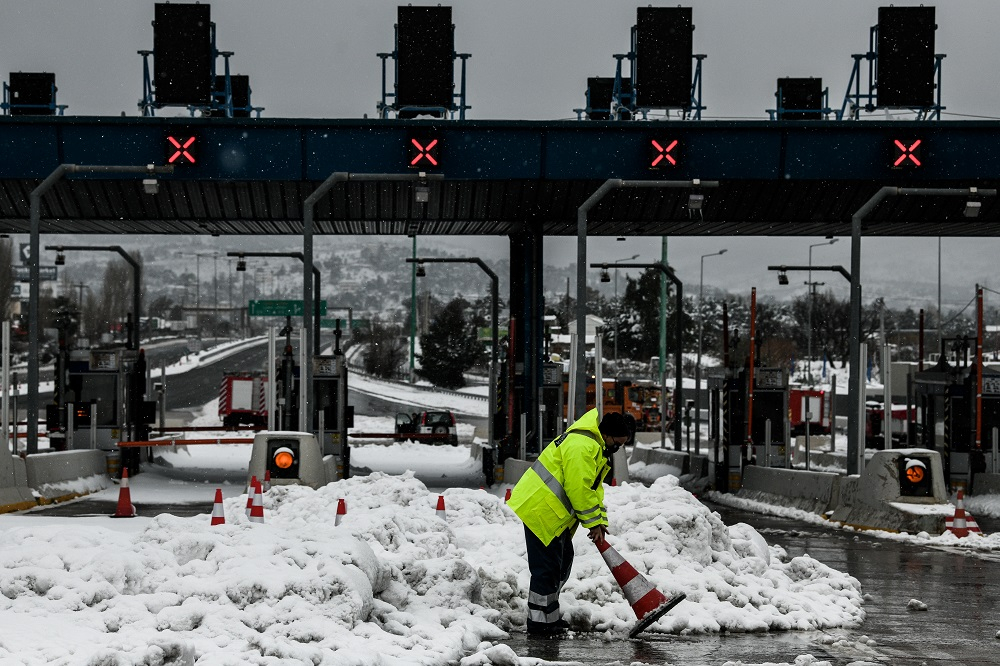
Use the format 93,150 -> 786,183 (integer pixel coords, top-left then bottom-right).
972,473 -> 1000,495
736,466 -> 842,514
25,450 -> 111,503
829,448 -> 952,534
0,453 -> 35,511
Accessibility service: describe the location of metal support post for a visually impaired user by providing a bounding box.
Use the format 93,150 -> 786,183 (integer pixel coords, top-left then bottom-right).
764,419 -> 771,468
1,321 -> 8,455
594,329 -> 604,417
857,341 -> 868,475
267,327 -> 276,431
993,427 -> 998,474
567,333 -> 578,425
66,403 -> 74,449
299,327 -> 307,431
89,403 -> 97,450
805,412 -> 811,471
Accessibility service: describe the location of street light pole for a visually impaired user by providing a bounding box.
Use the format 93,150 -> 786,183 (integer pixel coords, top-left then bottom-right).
227,251 -> 322,352
27,162 -> 173,454
807,239 -> 838,384
592,261 -> 684,451
213,253 -> 219,340
46,245 -> 142,351
695,248 -> 727,454
575,179 -> 719,421
612,253 -> 639,365
407,257 -> 499,465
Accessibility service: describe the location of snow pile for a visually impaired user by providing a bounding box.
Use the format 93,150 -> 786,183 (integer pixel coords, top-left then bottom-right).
0,473 -> 864,663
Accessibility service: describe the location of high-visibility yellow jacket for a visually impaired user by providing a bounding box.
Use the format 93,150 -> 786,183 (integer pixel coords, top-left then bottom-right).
508,409 -> 611,546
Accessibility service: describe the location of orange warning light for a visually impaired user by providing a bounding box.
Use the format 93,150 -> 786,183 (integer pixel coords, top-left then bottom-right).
274,450 -> 295,469
906,466 -> 925,484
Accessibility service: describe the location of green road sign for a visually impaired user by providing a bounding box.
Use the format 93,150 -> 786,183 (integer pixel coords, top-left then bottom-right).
478,326 -> 508,340
321,318 -> 369,330
249,300 -> 328,317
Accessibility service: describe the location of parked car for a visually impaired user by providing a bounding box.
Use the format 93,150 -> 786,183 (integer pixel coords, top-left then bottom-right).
395,410 -> 459,445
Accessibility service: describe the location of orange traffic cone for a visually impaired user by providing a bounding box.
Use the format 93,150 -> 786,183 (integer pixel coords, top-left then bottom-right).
436,495 -> 446,520
210,488 -> 226,525
946,490 -> 983,537
596,539 -> 685,638
504,488 -> 512,503
611,478 -> 618,487
245,482 -> 256,518
335,498 -> 347,526
111,467 -> 137,518
263,470 -> 271,492
249,480 -> 265,524
245,476 -> 258,517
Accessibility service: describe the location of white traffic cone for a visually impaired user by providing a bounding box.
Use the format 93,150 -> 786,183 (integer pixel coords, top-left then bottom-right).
596,539 -> 685,638
210,488 -> 225,526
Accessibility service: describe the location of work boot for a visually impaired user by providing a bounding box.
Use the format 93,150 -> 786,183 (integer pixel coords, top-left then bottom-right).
527,619 -> 570,638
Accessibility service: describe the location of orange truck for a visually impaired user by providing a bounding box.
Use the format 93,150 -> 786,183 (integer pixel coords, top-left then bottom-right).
563,378 -> 672,431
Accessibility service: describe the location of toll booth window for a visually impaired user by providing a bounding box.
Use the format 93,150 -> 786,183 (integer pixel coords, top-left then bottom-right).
898,456 -> 934,497
628,388 -> 641,402
67,374 -> 118,426
313,380 -> 338,429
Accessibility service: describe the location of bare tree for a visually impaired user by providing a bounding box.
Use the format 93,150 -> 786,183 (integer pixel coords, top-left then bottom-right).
91,251 -> 143,340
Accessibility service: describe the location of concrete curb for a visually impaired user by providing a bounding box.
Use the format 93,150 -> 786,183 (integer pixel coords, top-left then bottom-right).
736,466 -> 842,514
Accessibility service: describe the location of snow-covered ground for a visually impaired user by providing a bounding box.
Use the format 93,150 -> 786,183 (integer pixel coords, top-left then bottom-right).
0,459 -> 866,665
0,399 -> 871,665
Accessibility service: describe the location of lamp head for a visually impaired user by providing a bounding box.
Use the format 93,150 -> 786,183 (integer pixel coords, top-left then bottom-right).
416,262 -> 426,278
778,271 -> 789,286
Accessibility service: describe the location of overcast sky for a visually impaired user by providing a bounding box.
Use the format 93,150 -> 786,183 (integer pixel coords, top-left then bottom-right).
2,1 -> 999,309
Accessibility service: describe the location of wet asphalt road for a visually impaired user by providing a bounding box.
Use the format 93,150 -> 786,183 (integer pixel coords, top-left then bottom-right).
502,501 -> 1000,665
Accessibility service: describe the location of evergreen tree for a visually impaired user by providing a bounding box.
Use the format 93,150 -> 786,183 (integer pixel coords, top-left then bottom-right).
617,269 -> 694,363
418,297 -> 483,389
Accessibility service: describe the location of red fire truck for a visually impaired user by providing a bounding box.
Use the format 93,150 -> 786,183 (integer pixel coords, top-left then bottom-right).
218,372 -> 268,428
788,387 -> 831,436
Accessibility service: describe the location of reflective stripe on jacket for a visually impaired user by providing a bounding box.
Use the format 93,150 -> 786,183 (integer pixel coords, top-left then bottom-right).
508,409 -> 611,546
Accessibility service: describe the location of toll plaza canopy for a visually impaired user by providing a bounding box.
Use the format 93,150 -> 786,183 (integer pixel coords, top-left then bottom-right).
0,116 -> 998,237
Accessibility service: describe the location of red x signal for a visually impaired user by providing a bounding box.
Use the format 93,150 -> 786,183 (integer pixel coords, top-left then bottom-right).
893,139 -> 921,167
166,136 -> 197,164
410,138 -> 439,166
650,139 -> 678,168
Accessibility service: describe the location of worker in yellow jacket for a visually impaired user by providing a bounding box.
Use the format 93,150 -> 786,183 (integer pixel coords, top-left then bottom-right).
508,409 -> 635,636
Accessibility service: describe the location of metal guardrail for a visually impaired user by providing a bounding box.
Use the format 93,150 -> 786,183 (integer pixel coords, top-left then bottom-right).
346,361 -> 489,402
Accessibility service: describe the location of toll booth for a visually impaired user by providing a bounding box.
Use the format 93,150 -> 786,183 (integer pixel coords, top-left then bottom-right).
312,353 -> 353,480
913,356 -> 1000,491
49,348 -> 154,475
750,368 -> 790,467
538,362 -> 564,445
721,365 -> 790,491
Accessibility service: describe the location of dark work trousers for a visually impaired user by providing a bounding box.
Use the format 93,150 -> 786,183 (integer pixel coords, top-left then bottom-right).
524,524 -> 574,630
